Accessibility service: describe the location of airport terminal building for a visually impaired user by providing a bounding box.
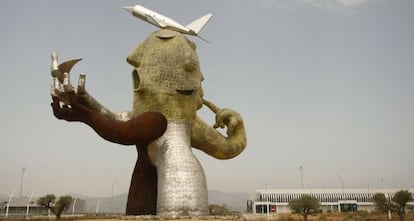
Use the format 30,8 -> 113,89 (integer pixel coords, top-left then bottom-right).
0,196 -> 86,218
248,188 -> 414,214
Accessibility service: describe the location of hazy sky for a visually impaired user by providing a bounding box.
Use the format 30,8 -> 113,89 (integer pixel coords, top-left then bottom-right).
1,0 -> 413,198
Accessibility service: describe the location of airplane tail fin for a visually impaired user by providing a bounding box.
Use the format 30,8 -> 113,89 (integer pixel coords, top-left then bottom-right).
186,13 -> 212,34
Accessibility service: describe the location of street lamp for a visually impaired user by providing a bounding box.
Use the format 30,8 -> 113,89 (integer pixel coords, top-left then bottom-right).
111,180 -> 120,213
26,192 -> 34,218
19,167 -> 26,197
5,188 -> 16,218
95,198 -> 101,214
381,178 -> 392,220
299,166 -> 304,189
336,174 -> 344,194
72,194 -> 78,215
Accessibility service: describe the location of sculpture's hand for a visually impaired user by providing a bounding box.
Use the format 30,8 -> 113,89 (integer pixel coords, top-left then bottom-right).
51,73 -> 88,104
214,109 -> 243,136
51,86 -> 92,122
50,52 -> 125,120
203,99 -> 243,137
192,99 -> 247,159
50,51 -> 86,105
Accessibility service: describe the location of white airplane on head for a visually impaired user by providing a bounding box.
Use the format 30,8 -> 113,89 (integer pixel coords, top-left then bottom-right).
123,5 -> 212,43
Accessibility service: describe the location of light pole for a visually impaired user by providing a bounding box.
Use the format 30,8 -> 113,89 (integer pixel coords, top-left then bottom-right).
26,192 -> 34,219
72,194 -> 78,215
336,174 -> 344,213
111,180 -> 120,214
95,198 -> 101,214
5,188 -> 16,218
381,178 -> 392,220
299,166 -> 304,189
20,167 -> 26,197
336,174 -> 344,194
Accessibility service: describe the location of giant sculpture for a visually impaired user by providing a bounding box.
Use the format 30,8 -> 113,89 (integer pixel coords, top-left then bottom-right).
50,6 -> 247,217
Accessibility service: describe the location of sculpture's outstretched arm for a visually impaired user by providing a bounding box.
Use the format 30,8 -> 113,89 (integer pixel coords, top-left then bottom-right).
51,89 -> 167,145
191,100 -> 247,159
50,52 -> 131,121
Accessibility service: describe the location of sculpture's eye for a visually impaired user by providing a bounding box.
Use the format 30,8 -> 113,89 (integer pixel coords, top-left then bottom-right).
183,59 -> 196,72
176,90 -> 194,95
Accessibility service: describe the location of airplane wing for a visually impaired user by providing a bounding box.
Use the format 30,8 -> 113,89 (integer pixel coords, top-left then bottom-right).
145,14 -> 167,28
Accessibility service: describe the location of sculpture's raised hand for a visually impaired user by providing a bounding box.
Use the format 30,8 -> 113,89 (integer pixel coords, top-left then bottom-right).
192,99 -> 246,159
51,75 -> 167,145
50,52 -> 122,119
50,51 -> 86,105
203,99 -> 243,136
213,109 -> 243,136
51,90 -> 91,122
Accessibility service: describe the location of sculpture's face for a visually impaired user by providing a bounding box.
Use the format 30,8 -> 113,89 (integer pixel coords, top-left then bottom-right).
127,30 -> 204,123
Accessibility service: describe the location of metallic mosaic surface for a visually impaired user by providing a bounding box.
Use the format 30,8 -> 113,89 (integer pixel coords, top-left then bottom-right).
148,122 -> 209,217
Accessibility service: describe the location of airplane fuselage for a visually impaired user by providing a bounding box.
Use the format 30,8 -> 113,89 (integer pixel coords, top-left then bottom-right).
127,5 -> 195,35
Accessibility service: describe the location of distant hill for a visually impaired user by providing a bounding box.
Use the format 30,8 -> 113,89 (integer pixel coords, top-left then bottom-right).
83,190 -> 250,214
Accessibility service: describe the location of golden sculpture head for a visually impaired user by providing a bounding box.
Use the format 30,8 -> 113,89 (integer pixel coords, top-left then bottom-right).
127,30 -> 204,122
